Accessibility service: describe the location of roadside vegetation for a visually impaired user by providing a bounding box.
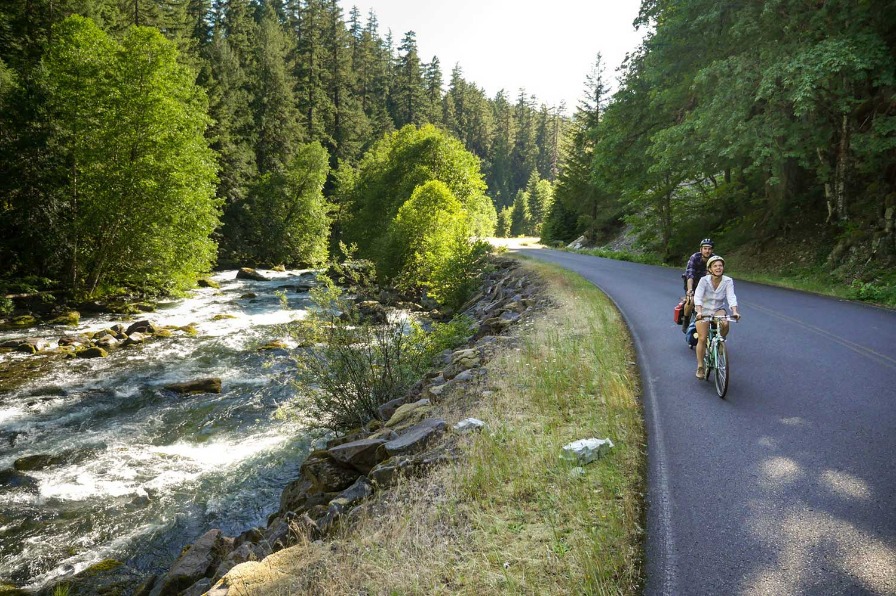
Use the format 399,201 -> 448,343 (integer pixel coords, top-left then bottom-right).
220,258 -> 645,595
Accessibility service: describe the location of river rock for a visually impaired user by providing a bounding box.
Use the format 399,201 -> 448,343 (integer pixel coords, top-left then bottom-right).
39,559 -> 146,596
197,278 -> 220,289
150,529 -> 232,596
14,453 -> 62,472
236,267 -> 270,281
58,335 -> 89,347
76,346 -> 108,359
299,450 -> 361,494
356,300 -> 388,324
122,331 -> 146,346
15,338 -> 46,354
327,437 -> 388,474
164,378 -> 222,394
125,320 -> 153,335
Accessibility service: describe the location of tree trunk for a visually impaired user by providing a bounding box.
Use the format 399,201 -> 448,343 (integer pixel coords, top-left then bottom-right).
834,112 -> 850,222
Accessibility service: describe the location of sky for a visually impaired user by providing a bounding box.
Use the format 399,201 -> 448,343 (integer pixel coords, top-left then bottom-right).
337,0 -> 648,113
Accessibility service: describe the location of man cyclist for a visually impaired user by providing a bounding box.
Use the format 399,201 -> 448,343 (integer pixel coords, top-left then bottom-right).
683,238 -> 715,297
694,255 -> 740,379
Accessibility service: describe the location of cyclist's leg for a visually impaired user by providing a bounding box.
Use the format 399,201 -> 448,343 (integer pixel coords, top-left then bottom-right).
716,309 -> 730,337
695,319 -> 709,377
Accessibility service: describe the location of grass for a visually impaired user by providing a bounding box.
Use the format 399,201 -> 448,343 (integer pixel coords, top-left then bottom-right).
216,258 -> 646,595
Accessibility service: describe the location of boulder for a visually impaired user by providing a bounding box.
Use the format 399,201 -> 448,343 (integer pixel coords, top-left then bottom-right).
122,331 -> 146,346
197,278 -> 220,289
58,335 -> 89,347
75,346 -> 108,359
236,267 -> 270,281
317,477 -> 373,534
15,338 -> 46,354
164,378 -> 222,395
299,450 -> 361,494
48,311 -> 80,326
327,438 -> 388,474
561,438 -> 615,465
377,397 -> 407,422
125,320 -> 154,335
381,418 -> 447,458
384,398 -> 432,432
39,559 -> 146,596
453,418 -> 486,434
355,300 -> 388,324
150,529 -> 232,596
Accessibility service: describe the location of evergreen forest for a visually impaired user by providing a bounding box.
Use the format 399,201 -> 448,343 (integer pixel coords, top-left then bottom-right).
1,0 -> 895,308
544,0 -> 896,302
0,0 -> 562,307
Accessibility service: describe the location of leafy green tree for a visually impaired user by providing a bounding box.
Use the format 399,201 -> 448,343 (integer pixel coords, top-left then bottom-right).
245,141 -> 331,266
384,180 -> 490,308
43,16 -> 219,296
344,123 -> 495,259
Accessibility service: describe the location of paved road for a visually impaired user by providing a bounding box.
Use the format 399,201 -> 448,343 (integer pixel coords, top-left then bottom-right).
515,247 -> 896,595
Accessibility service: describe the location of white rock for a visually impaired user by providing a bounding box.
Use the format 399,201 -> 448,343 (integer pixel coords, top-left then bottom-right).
561,438 -> 614,465
453,418 -> 486,434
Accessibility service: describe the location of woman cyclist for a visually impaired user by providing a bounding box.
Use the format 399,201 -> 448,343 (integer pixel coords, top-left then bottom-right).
693,255 -> 740,379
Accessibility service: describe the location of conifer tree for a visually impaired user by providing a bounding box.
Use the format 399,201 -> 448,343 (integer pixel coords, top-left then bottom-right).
391,31 -> 426,127
252,4 -> 301,174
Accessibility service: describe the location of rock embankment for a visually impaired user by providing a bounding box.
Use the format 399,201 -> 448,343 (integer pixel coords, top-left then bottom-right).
40,256 -> 544,596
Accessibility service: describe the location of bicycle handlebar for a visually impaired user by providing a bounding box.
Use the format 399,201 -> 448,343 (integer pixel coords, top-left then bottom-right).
696,313 -> 739,322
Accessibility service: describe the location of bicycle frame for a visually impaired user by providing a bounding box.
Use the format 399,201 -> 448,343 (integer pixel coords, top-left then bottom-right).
698,313 -> 734,398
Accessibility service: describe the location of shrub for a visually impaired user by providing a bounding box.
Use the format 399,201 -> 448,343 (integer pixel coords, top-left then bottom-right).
290,281 -> 475,432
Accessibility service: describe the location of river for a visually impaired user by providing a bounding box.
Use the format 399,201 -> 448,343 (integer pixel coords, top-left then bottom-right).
0,269 -> 317,590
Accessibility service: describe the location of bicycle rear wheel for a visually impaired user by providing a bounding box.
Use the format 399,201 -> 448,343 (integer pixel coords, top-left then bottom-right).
714,341 -> 729,398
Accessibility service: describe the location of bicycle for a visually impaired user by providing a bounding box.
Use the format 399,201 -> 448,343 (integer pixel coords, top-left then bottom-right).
697,313 -> 737,398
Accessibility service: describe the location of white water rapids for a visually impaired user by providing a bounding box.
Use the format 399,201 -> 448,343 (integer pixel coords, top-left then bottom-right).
0,269 -> 318,590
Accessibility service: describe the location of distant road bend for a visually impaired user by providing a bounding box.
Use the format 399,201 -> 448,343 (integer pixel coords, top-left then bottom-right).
513,246 -> 896,595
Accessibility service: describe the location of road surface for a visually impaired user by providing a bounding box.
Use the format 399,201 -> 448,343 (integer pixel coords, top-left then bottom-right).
514,246 -> 896,595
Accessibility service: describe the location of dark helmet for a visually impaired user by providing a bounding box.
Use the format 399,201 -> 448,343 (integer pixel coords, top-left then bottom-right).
700,238 -> 714,248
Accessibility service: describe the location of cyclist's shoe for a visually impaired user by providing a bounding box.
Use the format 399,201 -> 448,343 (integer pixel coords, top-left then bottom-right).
696,367 -> 705,379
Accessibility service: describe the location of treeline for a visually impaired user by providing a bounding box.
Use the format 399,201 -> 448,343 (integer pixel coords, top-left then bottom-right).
0,0 -> 563,301
544,0 -> 896,269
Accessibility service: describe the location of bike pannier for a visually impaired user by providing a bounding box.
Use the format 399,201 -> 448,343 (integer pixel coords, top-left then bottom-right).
673,299 -> 684,325
685,320 -> 698,347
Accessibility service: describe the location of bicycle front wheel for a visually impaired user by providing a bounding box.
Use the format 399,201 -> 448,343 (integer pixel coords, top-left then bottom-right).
714,341 -> 729,398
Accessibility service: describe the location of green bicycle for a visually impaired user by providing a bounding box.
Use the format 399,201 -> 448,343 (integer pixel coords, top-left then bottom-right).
698,313 -> 736,398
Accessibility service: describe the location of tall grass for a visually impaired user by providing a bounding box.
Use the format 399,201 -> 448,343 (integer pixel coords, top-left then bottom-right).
218,258 -> 645,595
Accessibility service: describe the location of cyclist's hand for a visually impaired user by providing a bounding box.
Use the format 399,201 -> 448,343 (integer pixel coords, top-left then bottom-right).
732,313 -> 741,321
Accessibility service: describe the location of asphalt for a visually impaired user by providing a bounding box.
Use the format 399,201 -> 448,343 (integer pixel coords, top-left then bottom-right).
513,247 -> 896,595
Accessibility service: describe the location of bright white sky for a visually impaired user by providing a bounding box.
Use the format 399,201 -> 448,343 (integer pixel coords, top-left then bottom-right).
338,0 -> 648,113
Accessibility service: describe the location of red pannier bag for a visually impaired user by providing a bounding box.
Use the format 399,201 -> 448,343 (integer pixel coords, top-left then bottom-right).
673,298 -> 685,325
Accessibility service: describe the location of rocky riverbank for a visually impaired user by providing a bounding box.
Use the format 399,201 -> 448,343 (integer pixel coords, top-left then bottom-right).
19,256 -> 543,596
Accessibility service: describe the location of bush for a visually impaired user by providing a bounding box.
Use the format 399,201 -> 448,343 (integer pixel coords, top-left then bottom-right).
290,281 -> 475,432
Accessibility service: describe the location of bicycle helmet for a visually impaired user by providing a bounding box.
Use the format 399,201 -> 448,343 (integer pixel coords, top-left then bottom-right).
700,238 -> 714,248
706,255 -> 725,268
